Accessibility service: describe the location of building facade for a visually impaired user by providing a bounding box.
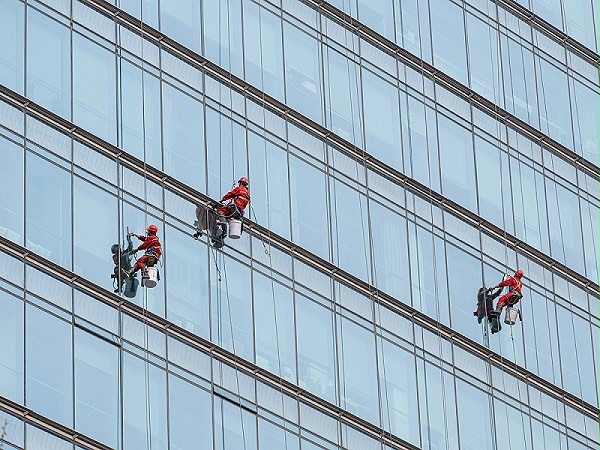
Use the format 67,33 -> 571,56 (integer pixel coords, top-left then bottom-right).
0,0 -> 598,449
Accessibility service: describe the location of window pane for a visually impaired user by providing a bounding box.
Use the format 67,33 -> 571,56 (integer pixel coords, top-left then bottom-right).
123,352 -> 168,450
26,305 -> 73,426
0,291 -> 24,404
429,0 -> 467,85
0,137 -> 23,245
168,374 -> 212,450
162,83 -> 206,192
73,177 -> 118,287
26,152 -> 72,268
289,155 -> 330,261
214,397 -> 257,450
26,9 -> 71,119
283,22 -> 323,124
466,14 -> 501,104
165,225 -> 210,338
160,0 -> 201,53
296,294 -> 337,405
338,317 -> 379,425
75,328 -> 119,448
253,272 -> 297,382
0,0 -> 24,94
73,34 -> 117,144
258,417 -> 300,450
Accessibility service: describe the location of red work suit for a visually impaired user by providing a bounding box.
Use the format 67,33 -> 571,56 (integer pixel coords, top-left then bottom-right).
496,277 -> 523,309
217,185 -> 250,218
132,234 -> 162,273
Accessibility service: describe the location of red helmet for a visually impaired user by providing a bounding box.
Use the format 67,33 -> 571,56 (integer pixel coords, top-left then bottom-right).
147,224 -> 158,234
238,177 -> 248,186
514,269 -> 524,278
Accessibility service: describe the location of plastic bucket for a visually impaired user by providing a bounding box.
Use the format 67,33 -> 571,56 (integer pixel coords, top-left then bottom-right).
504,306 -> 519,325
143,266 -> 158,288
228,219 -> 243,239
123,277 -> 139,298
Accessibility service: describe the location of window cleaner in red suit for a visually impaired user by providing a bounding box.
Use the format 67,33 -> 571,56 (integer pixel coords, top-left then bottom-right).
126,224 -> 162,277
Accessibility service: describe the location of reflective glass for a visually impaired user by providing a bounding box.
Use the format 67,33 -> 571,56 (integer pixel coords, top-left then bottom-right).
0,137 -> 23,245
0,0 -> 24,94
258,418 -> 300,450
429,0 -> 468,85
243,2 -> 285,100
160,0 -> 201,53
358,0 -> 394,41
73,177 -> 118,287
289,155 -> 330,261
570,78 -> 599,163
214,397 -> 257,450
25,151 -> 72,268
283,22 -> 323,124
74,328 -> 119,448
72,34 -> 117,143
494,400 -> 532,450
165,224 -> 210,338
26,304 -> 73,426
203,0 -> 244,78
26,9 -> 71,119
168,373 -> 212,450
123,352 -> 168,450
338,317 -> 379,425
26,424 -> 72,450
211,255 -> 254,362
118,60 -> 162,167
163,84 -> 205,190
466,14 -> 502,104
254,272 -> 297,382
362,69 -> 401,169
296,293 -> 337,405
0,291 -> 24,404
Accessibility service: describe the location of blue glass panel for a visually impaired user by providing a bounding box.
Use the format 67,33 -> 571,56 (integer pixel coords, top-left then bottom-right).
73,177 -> 118,287
25,151 -> 72,268
475,138 -> 507,233
243,2 -> 285,100
402,94 -> 429,185
362,69 -> 401,169
581,197 -> 599,281
214,397 -> 257,450
203,0 -> 244,78
117,0 -> 159,29
73,34 -> 117,144
26,304 -> 73,426
395,0 -> 432,63
330,180 -> 371,281
0,0 -> 24,94
570,78 -> 599,162
165,224 -> 210,338
358,0 -> 394,41
466,14 -> 502,104
160,0 -> 201,53
119,60 -> 163,167
501,36 -> 539,129
370,200 -> 410,304
123,352 -> 168,450
564,1 -> 596,52
378,337 -> 419,445
494,401 -> 532,450
283,22 -> 323,124
26,424 -> 73,450
429,0 -> 468,85
289,155 -> 330,261
535,57 -> 573,149
74,328 -> 119,448
324,47 -> 363,147
0,291 -> 24,404
254,271 -> 297,382
445,243 -> 482,342
296,293 -> 337,405
162,83 -> 206,192
248,134 -> 291,239
338,317 -> 379,426
211,255 -> 254,362
26,8 -> 71,119
438,115 -> 477,212
168,373 -> 212,450
0,137 -> 23,245
531,0 -> 563,32
258,418 -> 300,450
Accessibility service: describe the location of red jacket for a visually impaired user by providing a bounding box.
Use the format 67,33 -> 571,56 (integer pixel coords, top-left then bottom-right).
222,185 -> 250,212
137,234 -> 162,259
498,276 -> 522,293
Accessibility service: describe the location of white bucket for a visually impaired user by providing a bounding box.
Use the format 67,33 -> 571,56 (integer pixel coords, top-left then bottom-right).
228,219 -> 243,239
143,266 -> 158,288
504,306 -> 519,325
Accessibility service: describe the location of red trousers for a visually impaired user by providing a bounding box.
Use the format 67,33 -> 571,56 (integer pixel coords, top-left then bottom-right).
217,204 -> 237,218
497,292 -> 520,309
133,255 -> 156,273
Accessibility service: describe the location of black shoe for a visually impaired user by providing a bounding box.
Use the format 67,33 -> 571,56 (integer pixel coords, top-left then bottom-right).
192,231 -> 200,239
